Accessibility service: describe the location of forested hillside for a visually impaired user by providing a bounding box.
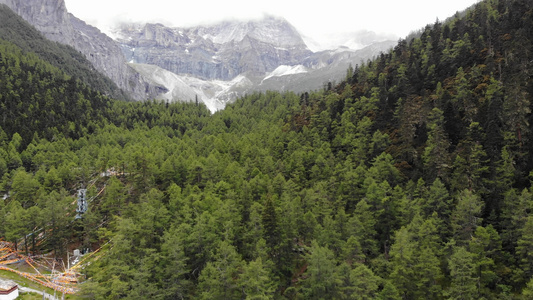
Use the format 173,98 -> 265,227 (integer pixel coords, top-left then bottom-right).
1,0 -> 533,299
0,4 -> 129,101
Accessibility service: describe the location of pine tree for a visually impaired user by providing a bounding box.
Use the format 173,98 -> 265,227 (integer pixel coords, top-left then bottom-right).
446,246 -> 478,300
414,246 -> 443,299
239,258 -> 276,300
349,199 -> 378,256
522,277 -> 533,299
198,241 -> 243,300
422,108 -> 451,183
450,122 -> 489,193
348,264 -> 381,300
468,225 -> 501,298
301,240 -> 342,299
4,200 -> 26,251
160,226 -> 191,299
389,227 -> 416,298
261,196 -> 281,258
515,216 -> 533,286
452,190 -> 484,246
424,178 -> 452,239
379,281 -> 401,300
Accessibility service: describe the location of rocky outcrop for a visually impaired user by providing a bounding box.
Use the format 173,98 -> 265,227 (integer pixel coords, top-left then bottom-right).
114,16 -> 313,81
0,0 -> 75,44
0,0 -> 396,109
112,17 -> 396,110
0,0 -> 162,100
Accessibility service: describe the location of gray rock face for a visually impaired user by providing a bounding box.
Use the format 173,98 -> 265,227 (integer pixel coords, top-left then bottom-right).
0,0 -> 75,43
0,0 -> 162,100
1,0 -> 396,110
111,17 -> 396,111
114,16 -> 313,81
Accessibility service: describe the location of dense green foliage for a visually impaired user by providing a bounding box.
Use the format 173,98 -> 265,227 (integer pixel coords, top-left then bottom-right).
1,0 -> 533,299
0,4 -> 129,101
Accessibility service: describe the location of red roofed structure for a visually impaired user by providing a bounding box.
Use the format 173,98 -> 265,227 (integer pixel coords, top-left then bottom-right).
0,279 -> 18,300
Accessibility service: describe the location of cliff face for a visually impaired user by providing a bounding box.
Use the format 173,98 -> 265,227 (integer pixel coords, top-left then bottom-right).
0,0 -> 75,44
110,17 -> 396,111
114,16 -> 313,81
0,0 -> 395,110
0,0 -> 162,100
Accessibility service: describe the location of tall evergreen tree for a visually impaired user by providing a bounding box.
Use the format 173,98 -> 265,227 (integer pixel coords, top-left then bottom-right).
198,241 -> 243,300
300,240 -> 342,299
452,189 -> 484,245
422,108 -> 451,183
446,246 -> 478,300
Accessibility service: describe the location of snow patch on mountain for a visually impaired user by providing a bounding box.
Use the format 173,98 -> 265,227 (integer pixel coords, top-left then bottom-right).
111,17 -> 395,109
263,65 -> 307,81
129,63 -> 252,113
196,15 -> 305,47
129,63 -> 195,99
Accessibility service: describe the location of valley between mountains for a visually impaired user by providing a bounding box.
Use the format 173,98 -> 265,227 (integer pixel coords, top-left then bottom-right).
1,0 -> 533,299
0,0 -> 396,111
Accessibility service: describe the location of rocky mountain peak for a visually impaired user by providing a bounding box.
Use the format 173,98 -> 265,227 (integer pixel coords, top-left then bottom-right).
0,0 -> 75,44
194,15 -> 306,48
114,16 -> 313,81
0,0 -> 162,100
1,1 -> 396,111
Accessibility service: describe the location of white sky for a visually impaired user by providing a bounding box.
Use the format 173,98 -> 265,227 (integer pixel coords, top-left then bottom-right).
65,0 -> 481,44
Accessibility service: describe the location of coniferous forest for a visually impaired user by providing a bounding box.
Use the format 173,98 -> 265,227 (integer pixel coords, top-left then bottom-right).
1,0 -> 533,298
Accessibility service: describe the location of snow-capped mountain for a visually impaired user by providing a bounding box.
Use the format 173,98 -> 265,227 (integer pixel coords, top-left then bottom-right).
113,16 -> 396,112
302,30 -> 398,52
112,16 -> 312,81
0,0 -> 396,111
129,63 -> 253,113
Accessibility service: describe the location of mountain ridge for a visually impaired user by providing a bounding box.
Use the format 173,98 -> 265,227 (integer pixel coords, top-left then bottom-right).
0,0 -> 164,101
4,0 -> 533,298
113,16 -> 313,81
0,3 -> 132,100
113,17 -> 395,110
1,0 -> 395,110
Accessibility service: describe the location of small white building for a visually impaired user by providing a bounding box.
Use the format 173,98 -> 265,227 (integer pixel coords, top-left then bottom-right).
0,279 -> 18,300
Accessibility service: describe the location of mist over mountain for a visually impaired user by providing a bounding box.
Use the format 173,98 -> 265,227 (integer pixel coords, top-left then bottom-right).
3,0 -> 533,298
302,29 -> 397,52
0,0 -> 395,110
111,16 -> 395,110
113,16 -> 312,81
